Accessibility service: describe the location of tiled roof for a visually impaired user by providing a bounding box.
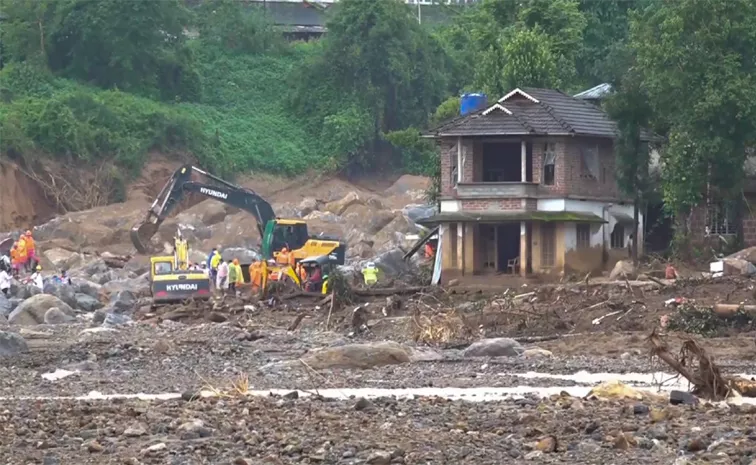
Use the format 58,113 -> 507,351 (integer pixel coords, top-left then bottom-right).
428,87 -> 655,141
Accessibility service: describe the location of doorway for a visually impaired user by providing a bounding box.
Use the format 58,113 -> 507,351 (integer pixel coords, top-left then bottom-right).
496,223 -> 521,273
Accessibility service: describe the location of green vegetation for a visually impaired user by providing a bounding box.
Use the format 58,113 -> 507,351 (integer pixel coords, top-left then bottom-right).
1,0 -> 755,236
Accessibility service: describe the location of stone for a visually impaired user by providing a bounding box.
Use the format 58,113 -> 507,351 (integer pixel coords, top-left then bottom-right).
722,258 -> 756,276
298,197 -> 320,216
263,341 -> 412,372
103,312 -> 133,327
43,248 -> 81,270
124,422 -> 148,437
610,260 -> 637,280
670,390 -> 699,405
536,435 -> 557,453
325,191 -> 362,215
44,307 -> 75,325
649,407 -> 670,422
42,455 -> 61,465
110,290 -> 137,313
0,314 -> 6,325
647,424 -> 668,440
74,293 -> 102,312
42,281 -> 78,309
9,294 -> 75,325
283,391 -> 299,400
686,437 -> 709,452
201,203 -> 227,226
613,432 -> 637,450
522,348 -> 553,358
354,397 -> 375,411
75,280 -> 102,299
524,451 -> 543,460
0,293 -> 12,317
0,331 -> 29,356
221,247 -> 260,264
86,440 -> 103,453
633,404 -> 650,415
463,338 -> 524,358
343,205 -> 395,235
366,451 -> 392,465
141,443 -> 166,455
402,204 -> 436,223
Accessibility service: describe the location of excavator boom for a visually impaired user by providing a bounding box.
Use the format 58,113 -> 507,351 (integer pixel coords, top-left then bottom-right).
131,165 -> 275,254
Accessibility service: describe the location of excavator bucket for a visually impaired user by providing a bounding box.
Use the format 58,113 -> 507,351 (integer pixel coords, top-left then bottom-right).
131,222 -> 159,255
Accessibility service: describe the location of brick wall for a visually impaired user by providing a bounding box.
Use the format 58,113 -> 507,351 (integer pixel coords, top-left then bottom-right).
563,138 -> 621,198
439,139 -> 455,197
460,199 -> 523,211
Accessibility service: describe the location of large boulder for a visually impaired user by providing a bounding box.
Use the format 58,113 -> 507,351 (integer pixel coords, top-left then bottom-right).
403,204 -> 437,223
109,290 -> 138,313
44,307 -> 75,324
609,259 -> 637,280
324,192 -> 362,216
463,338 -> 524,358
81,259 -> 110,277
201,203 -> 227,226
0,331 -> 28,356
43,248 -> 82,270
264,342 -> 412,372
8,294 -> 75,326
74,293 -> 103,312
722,258 -> 756,276
343,205 -> 395,235
727,246 -> 756,265
75,279 -> 103,299
303,211 -> 342,224
0,294 -> 12,317
42,281 -> 78,309
297,197 -> 321,217
10,282 -> 33,300
102,275 -> 149,296
221,247 -> 260,264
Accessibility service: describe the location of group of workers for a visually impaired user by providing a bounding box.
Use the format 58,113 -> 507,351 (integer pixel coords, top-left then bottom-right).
204,247 -> 245,295
3,230 -> 39,277
1,230 -> 45,297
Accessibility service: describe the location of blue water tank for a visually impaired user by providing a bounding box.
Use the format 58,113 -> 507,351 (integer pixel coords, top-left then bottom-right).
460,93 -> 488,116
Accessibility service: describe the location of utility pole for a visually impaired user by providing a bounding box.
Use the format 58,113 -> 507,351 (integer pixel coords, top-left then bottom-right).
417,1 -> 422,24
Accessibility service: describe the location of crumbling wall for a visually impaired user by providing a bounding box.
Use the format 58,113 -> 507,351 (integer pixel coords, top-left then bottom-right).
0,161 -> 57,231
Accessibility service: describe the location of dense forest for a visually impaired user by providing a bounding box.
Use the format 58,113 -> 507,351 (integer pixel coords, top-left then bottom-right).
1,0 -> 756,220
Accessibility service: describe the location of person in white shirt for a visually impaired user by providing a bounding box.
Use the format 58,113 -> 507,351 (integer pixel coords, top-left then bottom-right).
29,265 -> 43,291
0,268 -> 11,297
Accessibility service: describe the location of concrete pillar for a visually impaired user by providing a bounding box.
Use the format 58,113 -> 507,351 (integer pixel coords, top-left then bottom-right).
457,137 -> 463,184
521,140 -> 527,182
464,223 -> 476,275
520,222 -> 529,277
457,223 -> 464,274
441,224 -> 452,272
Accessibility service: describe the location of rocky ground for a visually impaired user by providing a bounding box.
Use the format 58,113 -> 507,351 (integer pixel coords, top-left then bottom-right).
4,161 -> 756,463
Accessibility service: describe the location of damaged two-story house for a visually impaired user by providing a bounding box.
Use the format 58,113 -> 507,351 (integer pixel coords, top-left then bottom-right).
422,87 -> 654,280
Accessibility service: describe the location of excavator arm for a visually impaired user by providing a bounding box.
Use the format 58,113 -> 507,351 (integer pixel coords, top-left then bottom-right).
131,165 -> 275,254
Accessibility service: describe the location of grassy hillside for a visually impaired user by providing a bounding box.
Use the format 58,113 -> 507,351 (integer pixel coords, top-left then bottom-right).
0,43 -> 318,179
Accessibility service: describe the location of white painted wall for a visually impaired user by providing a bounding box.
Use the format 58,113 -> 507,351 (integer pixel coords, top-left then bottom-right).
440,200 -> 460,213
537,198 -> 642,252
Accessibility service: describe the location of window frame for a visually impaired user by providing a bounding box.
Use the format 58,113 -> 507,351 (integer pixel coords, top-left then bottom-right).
576,223 -> 591,249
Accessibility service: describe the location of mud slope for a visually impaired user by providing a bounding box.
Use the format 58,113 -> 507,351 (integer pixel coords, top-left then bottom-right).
0,160 -> 57,231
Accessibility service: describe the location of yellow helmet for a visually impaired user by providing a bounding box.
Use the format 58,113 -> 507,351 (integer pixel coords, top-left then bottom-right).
36,265 -> 42,271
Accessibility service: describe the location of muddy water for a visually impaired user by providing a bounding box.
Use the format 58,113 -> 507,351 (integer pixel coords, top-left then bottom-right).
20,370 -> 756,403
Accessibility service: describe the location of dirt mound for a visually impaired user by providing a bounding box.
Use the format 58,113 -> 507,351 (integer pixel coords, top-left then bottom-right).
125,154 -> 185,202
0,160 -> 57,230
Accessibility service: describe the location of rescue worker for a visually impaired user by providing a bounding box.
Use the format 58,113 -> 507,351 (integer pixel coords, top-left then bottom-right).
210,248 -> 223,285
29,265 -> 43,291
228,259 -> 238,295
362,262 -> 378,286
0,252 -> 10,273
305,264 -> 322,293
231,258 -> 244,295
217,258 -> 229,292
0,266 -> 10,297
278,247 -> 289,265
424,242 -> 435,260
16,238 -> 28,274
24,230 -> 37,272
10,245 -> 20,277
296,262 -> 306,285
249,261 -> 262,291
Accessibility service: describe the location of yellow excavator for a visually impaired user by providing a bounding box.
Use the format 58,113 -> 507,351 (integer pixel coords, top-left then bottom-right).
130,165 -> 347,266
149,229 -> 211,304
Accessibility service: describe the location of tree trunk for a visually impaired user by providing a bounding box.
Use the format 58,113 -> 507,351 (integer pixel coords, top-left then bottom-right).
632,195 -> 640,266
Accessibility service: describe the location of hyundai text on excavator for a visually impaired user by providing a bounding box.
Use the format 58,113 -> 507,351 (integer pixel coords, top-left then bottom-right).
130,165 -> 347,266
150,229 -> 211,304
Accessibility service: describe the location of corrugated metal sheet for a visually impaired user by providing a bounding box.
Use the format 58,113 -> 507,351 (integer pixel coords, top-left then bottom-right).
574,83 -> 613,101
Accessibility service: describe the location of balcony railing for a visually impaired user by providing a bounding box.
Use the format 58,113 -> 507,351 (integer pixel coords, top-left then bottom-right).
456,182 -> 539,198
